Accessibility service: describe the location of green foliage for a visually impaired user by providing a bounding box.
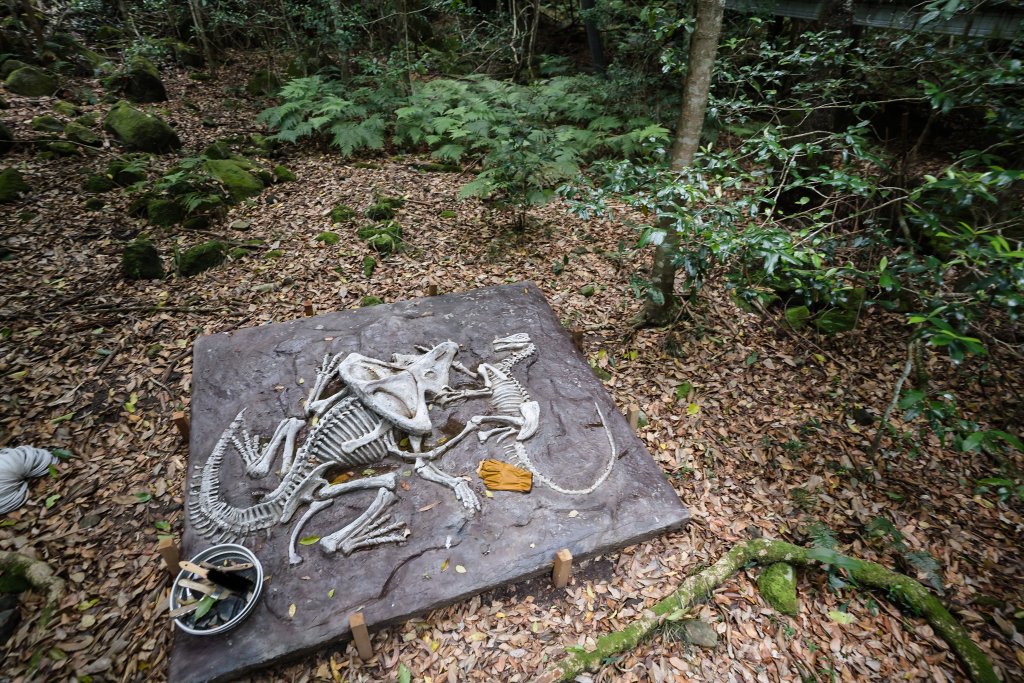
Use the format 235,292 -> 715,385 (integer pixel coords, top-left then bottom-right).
867,516 -> 944,592
261,73 -> 667,224
315,231 -> 340,245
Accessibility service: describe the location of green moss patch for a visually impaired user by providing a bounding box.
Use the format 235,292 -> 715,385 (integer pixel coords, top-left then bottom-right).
203,158 -> 264,202
178,240 -> 227,276
758,562 -> 799,616
330,204 -> 356,223
315,231 -> 340,245
121,238 -> 163,280
0,167 -> 28,202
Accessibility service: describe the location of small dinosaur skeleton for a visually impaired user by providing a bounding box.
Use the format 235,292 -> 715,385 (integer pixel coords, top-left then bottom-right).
438,333 -> 617,495
189,341 -> 480,565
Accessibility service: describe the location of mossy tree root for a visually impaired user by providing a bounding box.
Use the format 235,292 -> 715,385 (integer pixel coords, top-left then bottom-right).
0,550 -> 65,627
538,538 -> 997,683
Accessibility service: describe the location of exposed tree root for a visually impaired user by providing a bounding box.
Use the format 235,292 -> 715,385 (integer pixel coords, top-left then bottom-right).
538,538 -> 998,683
0,550 -> 65,627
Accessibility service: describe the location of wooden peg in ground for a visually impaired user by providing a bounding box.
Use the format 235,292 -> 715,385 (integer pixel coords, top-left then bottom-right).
158,537 -> 179,577
349,612 -> 373,659
552,548 -> 573,588
172,411 -> 190,442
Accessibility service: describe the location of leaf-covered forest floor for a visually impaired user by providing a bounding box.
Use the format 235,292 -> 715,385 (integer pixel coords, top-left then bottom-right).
1,57 -> 1022,683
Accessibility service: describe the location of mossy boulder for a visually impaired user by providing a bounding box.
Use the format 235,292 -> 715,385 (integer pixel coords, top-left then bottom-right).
30,115 -> 64,133
246,70 -> 281,96
147,198 -> 185,226
84,197 -> 104,210
0,167 -> 27,202
784,305 -> 810,330
82,173 -> 115,193
814,308 -> 858,334
204,158 -> 264,202
272,165 -> 295,182
107,157 -> 147,185
161,40 -> 204,68
0,60 -> 30,80
121,238 -> 163,280
46,141 -> 79,156
74,112 -> 98,128
361,295 -> 384,307
758,562 -> 798,616
107,58 -> 166,103
64,122 -> 101,146
5,66 -> 57,97
103,101 -> 180,153
0,121 -> 11,156
203,140 -> 231,160
178,240 -> 227,276
52,100 -> 78,117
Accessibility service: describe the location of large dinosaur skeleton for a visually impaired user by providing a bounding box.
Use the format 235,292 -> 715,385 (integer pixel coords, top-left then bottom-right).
190,341 -> 481,565
188,333 -> 616,565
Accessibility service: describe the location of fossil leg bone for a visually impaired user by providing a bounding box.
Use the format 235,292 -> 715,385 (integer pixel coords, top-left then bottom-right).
319,488 -> 406,556
415,458 -> 479,512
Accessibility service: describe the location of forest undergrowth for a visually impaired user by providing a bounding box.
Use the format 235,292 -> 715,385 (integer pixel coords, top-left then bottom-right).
0,56 -> 1022,683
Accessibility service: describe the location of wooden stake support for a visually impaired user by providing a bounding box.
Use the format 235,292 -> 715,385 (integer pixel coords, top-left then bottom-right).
627,406 -> 640,430
349,612 -> 373,660
552,548 -> 573,588
158,537 -> 180,577
427,284 -> 438,297
303,299 -> 315,316
171,411 -> 190,443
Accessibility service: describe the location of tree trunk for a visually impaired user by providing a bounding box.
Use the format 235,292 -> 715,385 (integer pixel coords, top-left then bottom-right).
580,0 -> 607,75
641,0 -> 725,325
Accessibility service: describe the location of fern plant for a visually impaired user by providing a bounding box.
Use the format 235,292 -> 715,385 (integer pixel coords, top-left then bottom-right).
866,516 -> 944,592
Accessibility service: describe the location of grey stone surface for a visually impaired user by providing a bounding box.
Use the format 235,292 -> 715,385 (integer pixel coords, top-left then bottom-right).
170,281 -> 689,683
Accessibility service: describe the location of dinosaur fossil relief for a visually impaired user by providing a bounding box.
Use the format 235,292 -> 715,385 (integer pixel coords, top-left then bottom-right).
188,333 -> 617,565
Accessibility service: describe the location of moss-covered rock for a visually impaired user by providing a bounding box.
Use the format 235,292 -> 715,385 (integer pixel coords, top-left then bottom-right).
0,59 -> 31,79
248,133 -> 274,152
179,240 -> 227,276
121,238 -> 163,280
52,100 -> 78,117
814,308 -> 858,334
758,562 -> 798,616
147,198 -> 185,226
107,157 -> 147,185
74,112 -> 98,128
94,25 -> 122,44
203,140 -> 231,160
103,101 -> 180,153
82,173 -> 115,193
784,305 -> 810,330
246,70 -> 281,96
30,115 -> 64,132
272,165 -> 295,182
204,158 -> 264,202
47,141 -> 79,155
161,40 -> 204,68
0,121 -> 11,156
5,66 -> 57,97
580,284 -> 596,297
315,231 -> 340,245
107,57 -> 166,103
0,167 -> 27,202
84,197 -> 104,210
64,122 -> 100,146
361,295 -> 384,307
